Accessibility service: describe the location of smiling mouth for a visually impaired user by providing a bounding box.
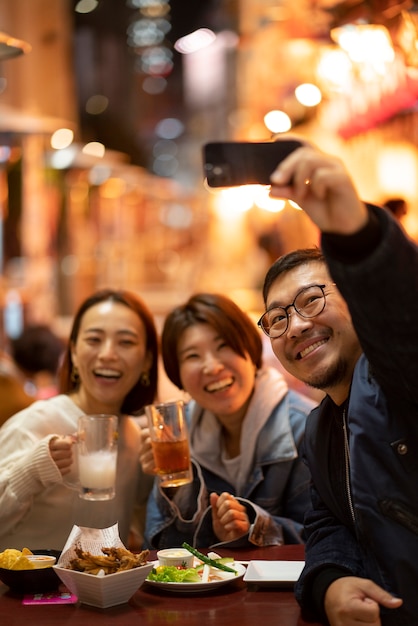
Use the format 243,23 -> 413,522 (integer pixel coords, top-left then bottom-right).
94,368 -> 122,380
297,338 -> 328,360
205,377 -> 234,393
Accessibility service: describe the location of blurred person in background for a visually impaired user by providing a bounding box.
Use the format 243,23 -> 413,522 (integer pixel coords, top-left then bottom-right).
0,288 -> 158,551
0,349 -> 33,426
10,324 -> 66,399
140,292 -> 316,550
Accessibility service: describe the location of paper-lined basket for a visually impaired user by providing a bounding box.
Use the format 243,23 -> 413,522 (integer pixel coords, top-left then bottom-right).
53,523 -> 153,608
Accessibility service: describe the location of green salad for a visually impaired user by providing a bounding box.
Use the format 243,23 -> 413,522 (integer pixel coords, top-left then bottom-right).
147,545 -> 237,584
147,565 -> 201,583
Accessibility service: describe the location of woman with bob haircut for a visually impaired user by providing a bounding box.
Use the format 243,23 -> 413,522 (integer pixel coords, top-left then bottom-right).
140,292 -> 315,549
0,288 -> 158,551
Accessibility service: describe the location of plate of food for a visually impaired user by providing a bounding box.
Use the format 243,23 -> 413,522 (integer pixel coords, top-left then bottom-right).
145,544 -> 246,593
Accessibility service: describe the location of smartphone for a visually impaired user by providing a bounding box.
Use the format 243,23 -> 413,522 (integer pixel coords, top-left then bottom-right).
202,139 -> 303,188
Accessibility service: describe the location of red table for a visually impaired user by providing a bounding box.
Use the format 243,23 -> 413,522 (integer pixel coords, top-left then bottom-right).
0,545 -> 323,625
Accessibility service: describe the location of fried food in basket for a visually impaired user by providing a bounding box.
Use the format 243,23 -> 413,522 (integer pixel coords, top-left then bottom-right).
67,545 -> 149,576
0,547 -> 34,570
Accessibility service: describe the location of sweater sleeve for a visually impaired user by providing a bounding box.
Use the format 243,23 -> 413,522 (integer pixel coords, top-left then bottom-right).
0,434 -> 63,535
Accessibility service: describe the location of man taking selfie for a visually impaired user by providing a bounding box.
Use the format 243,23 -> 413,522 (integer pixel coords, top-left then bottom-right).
258,140 -> 417,626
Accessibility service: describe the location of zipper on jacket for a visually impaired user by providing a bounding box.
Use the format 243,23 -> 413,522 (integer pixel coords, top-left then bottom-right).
342,408 -> 356,524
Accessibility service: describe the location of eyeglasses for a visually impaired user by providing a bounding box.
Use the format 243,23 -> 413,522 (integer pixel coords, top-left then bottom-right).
258,284 -> 334,338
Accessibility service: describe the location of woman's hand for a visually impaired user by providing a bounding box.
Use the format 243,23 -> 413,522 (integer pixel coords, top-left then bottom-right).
270,142 -> 368,236
210,492 -> 250,542
324,576 -> 403,625
139,427 -> 157,475
49,435 -> 74,476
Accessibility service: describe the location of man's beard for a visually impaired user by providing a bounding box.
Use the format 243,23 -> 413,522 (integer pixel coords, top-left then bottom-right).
304,357 -> 348,392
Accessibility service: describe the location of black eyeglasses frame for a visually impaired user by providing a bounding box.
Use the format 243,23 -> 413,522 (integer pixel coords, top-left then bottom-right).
258,283 -> 335,338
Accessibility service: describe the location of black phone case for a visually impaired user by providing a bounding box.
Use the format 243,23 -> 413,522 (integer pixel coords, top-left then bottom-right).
203,140 -> 302,187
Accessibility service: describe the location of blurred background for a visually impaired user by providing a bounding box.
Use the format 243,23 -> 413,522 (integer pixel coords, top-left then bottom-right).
0,0 -> 417,351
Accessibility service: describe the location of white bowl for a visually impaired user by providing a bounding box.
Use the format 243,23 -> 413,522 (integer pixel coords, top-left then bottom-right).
27,554 -> 56,569
156,548 -> 194,568
53,561 -> 154,608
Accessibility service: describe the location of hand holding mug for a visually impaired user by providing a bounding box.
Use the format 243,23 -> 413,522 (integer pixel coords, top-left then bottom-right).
138,427 -> 157,476
49,435 -> 75,476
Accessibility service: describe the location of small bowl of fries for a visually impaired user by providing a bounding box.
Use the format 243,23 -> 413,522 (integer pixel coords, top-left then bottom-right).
53,545 -> 153,608
0,548 -> 61,594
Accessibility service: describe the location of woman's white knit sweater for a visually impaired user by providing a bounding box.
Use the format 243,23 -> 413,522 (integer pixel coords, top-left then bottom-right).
0,394 -> 142,550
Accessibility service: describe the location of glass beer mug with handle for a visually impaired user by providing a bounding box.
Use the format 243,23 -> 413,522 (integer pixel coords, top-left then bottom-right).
64,414 -> 119,501
145,400 -> 192,488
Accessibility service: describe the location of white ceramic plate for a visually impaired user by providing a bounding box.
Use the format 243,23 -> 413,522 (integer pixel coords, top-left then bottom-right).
243,560 -> 305,588
145,561 -> 246,593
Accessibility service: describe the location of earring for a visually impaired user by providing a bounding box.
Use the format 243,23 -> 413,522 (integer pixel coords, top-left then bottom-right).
140,371 -> 150,387
71,365 -> 80,384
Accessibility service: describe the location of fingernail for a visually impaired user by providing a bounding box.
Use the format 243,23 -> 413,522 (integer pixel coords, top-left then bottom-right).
271,171 -> 285,184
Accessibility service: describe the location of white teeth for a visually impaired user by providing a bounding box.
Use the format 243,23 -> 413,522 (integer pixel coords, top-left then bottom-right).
299,339 -> 327,359
206,377 -> 233,392
94,369 -> 121,378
